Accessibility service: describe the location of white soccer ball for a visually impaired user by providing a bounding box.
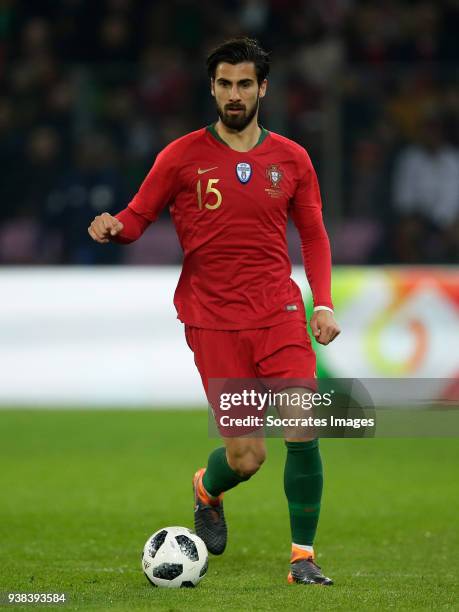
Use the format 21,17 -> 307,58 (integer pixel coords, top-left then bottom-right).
142,526 -> 208,588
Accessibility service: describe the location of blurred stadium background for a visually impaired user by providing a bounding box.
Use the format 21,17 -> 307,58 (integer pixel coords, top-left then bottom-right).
0,0 -> 458,405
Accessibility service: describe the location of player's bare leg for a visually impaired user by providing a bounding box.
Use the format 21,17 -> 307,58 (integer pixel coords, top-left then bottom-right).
224,436 -> 267,477
193,436 -> 266,555
276,387 -> 333,586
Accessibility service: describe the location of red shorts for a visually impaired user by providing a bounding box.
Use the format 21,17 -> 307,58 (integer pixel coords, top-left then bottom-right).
185,319 -> 317,435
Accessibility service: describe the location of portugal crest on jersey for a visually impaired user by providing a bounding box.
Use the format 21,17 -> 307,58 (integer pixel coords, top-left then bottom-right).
266,164 -> 283,188
236,162 -> 252,184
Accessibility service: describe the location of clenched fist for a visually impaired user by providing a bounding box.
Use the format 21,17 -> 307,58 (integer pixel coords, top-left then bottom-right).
309,310 -> 341,345
88,212 -> 124,244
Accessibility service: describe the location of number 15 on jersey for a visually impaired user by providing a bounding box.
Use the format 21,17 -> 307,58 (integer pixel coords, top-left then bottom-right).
197,178 -> 223,210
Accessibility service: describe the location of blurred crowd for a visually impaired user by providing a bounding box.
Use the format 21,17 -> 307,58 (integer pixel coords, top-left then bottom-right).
0,0 -> 458,265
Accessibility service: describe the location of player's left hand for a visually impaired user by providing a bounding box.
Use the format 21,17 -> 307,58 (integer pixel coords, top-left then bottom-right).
309,310 -> 341,345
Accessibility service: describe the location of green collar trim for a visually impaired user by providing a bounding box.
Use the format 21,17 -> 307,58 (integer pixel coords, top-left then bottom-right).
207,123 -> 269,149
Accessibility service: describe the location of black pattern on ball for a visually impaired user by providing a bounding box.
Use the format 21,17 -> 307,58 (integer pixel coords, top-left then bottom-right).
148,530 -> 167,559
152,563 -> 183,580
180,581 -> 195,588
199,557 -> 208,577
175,535 -> 199,561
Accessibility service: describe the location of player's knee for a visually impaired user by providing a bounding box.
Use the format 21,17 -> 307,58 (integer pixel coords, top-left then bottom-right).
229,448 -> 266,478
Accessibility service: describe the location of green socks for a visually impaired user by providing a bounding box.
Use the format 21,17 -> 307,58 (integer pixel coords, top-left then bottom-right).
284,439 -> 323,546
202,441 -> 323,547
202,447 -> 251,497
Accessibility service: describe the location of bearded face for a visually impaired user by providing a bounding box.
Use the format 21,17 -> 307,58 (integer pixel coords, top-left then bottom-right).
211,62 -> 266,132
215,95 -> 260,132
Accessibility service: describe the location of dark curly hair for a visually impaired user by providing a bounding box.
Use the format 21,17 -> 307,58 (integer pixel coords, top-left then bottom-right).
206,37 -> 270,85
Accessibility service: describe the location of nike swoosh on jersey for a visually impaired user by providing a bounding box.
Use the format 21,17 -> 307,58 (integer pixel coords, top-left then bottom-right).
198,166 -> 218,174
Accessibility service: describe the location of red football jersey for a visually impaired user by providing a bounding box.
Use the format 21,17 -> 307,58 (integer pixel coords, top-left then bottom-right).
116,125 -> 333,330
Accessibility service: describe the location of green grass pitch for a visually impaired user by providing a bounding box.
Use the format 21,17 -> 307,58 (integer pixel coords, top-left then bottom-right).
0,410 -> 457,611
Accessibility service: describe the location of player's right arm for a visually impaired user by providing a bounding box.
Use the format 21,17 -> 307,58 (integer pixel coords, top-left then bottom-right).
88,141 -> 179,245
88,212 -> 124,244
88,208 -> 151,244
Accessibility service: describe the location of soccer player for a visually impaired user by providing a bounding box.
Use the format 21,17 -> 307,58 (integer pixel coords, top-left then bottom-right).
88,38 -> 340,586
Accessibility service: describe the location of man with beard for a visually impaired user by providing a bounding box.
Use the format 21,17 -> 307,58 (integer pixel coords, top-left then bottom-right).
88,38 -> 340,585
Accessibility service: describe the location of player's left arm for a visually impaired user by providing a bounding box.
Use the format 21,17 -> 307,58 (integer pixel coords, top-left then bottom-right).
309,308 -> 340,345
289,150 -> 341,346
